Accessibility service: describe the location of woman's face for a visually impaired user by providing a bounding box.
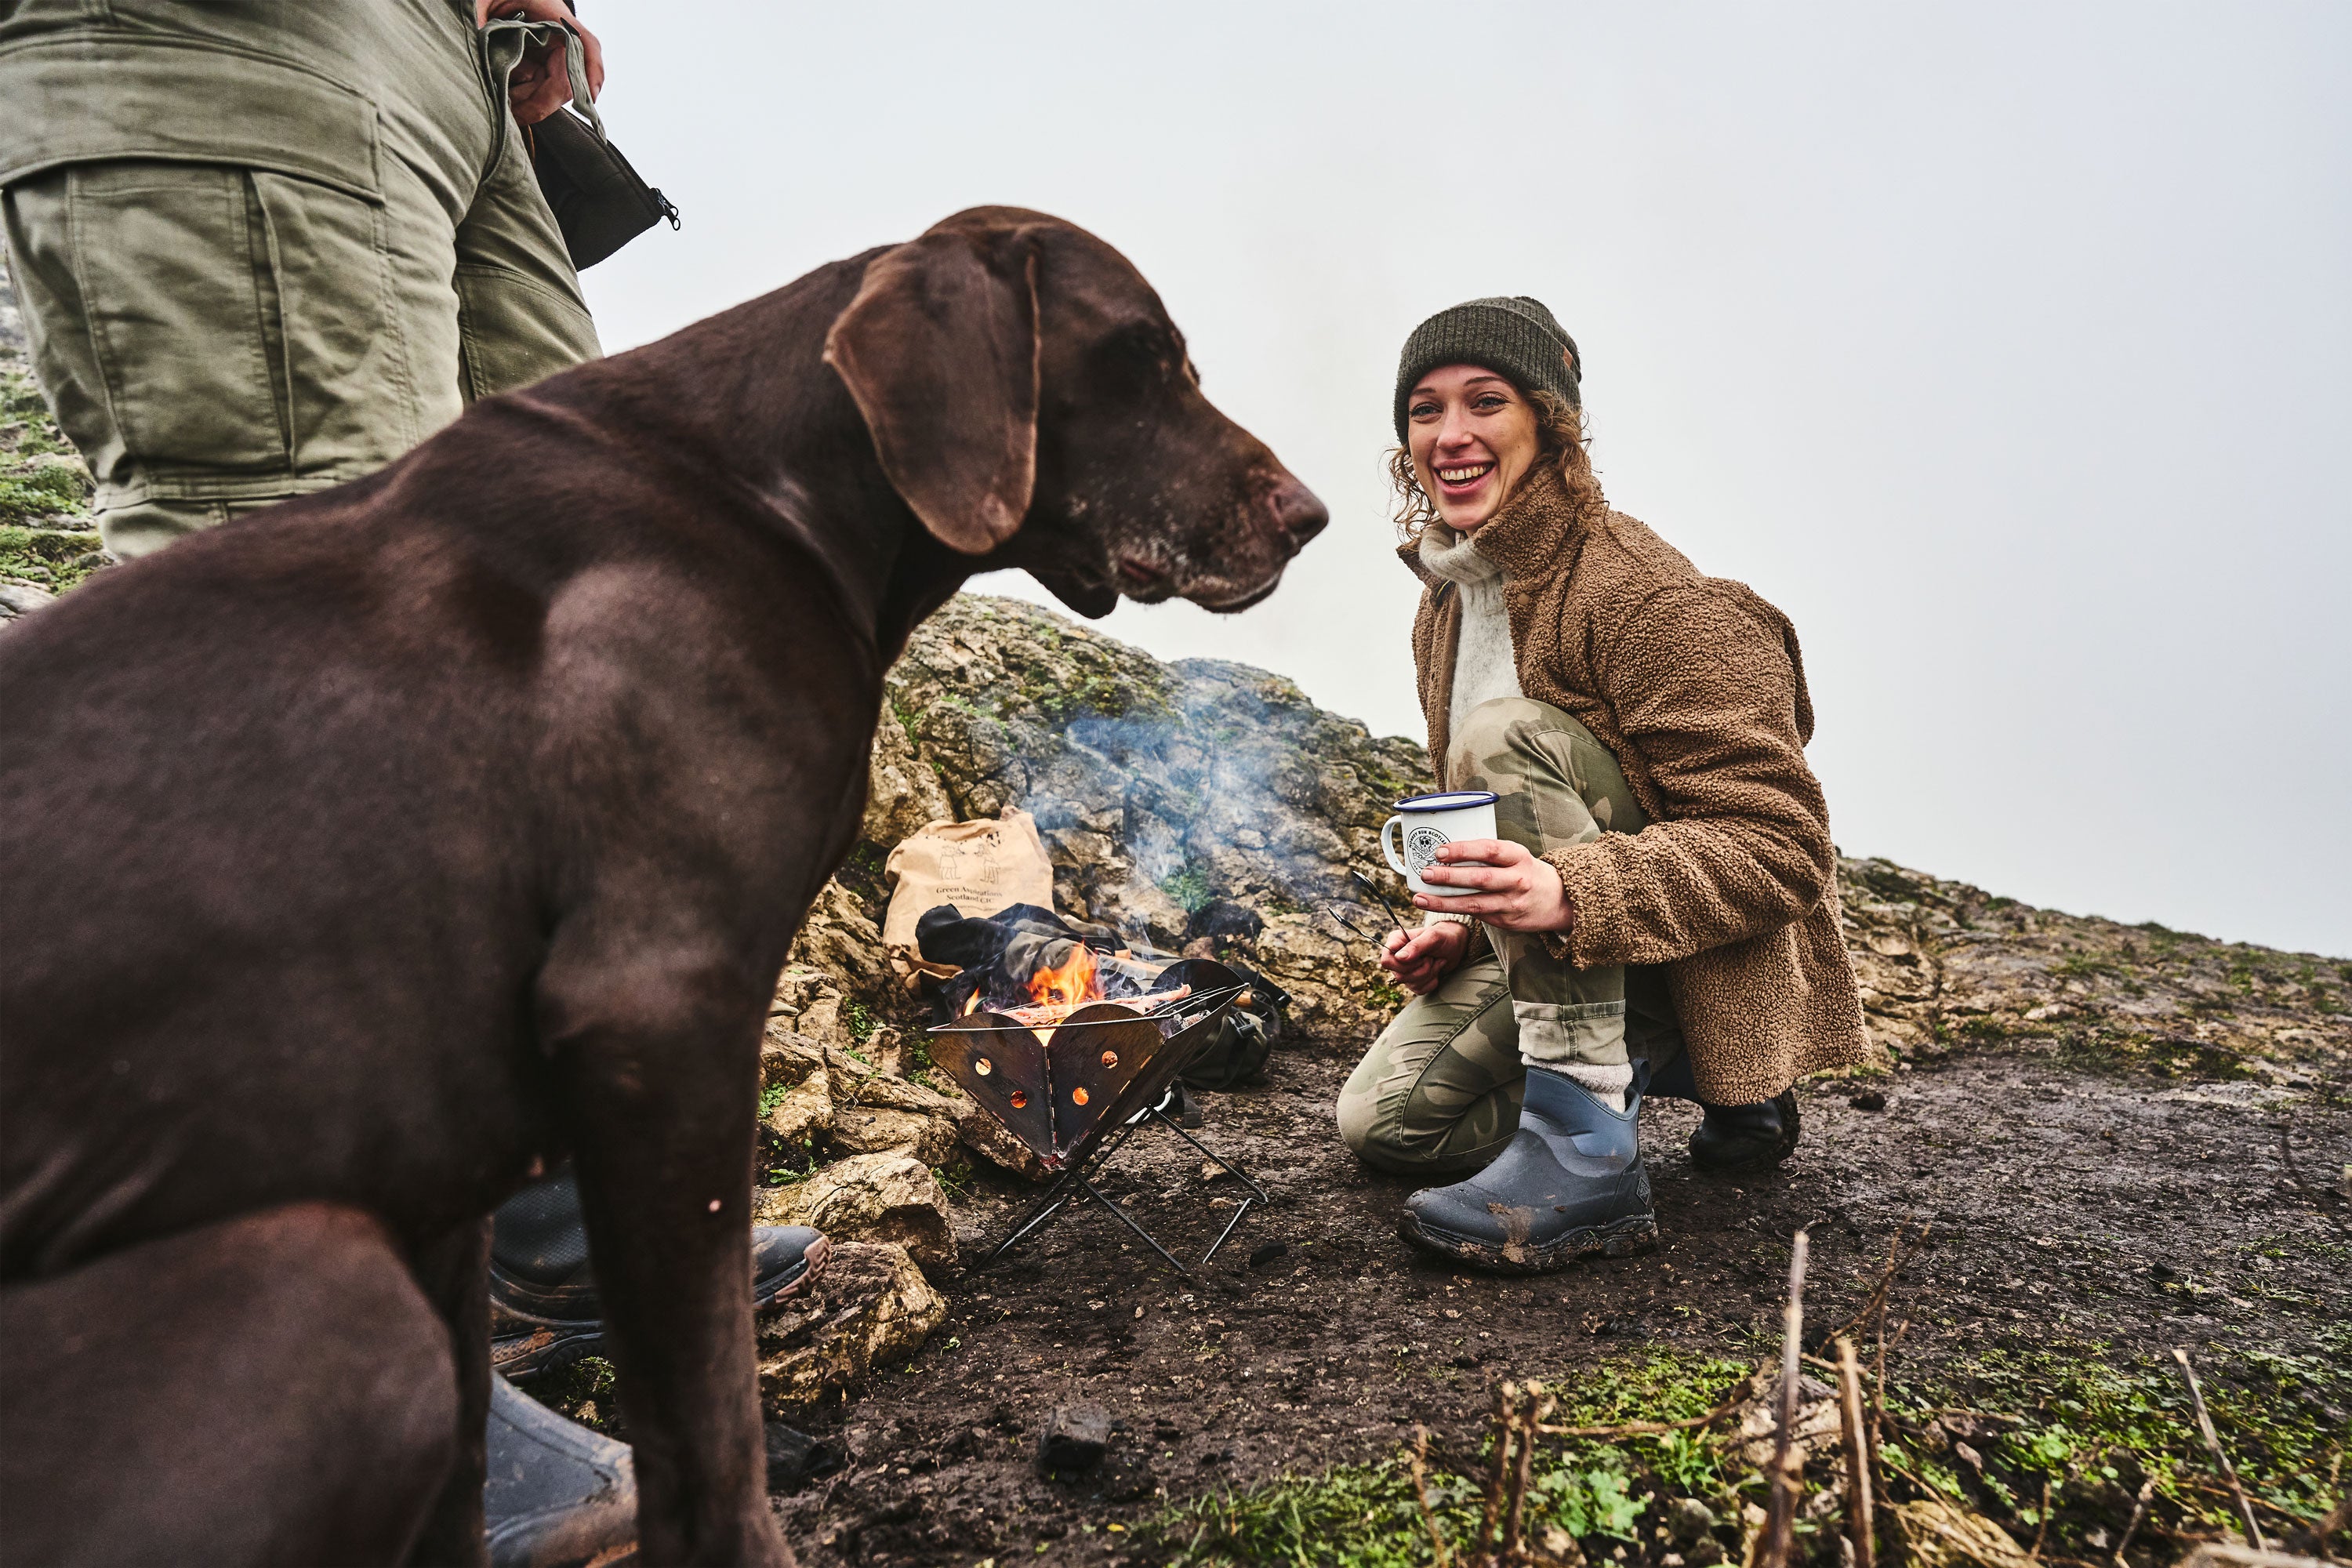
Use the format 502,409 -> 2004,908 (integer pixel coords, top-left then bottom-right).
1406,364 -> 1541,533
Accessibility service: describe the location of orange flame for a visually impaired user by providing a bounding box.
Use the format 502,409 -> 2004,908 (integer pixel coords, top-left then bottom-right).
1026,944 -> 1099,1007
960,989 -> 983,1017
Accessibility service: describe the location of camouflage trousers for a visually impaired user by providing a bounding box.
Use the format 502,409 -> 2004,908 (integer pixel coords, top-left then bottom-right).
1337,697 -> 1687,1176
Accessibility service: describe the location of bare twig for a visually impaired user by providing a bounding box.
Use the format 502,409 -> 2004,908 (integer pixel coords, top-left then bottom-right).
1504,1381 -> 1552,1555
1820,1223 -> 1932,1348
1479,1381 -> 1514,1555
1759,1229 -> 1811,1568
1534,1382 -> 1752,1439
2172,1347 -> 2264,1550
2111,1475 -> 2156,1568
1835,1336 -> 1875,1568
2030,1475 -> 2053,1561
1409,1425 -> 1456,1568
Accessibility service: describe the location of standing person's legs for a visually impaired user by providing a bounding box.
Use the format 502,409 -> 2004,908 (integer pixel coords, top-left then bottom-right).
0,3 -> 595,561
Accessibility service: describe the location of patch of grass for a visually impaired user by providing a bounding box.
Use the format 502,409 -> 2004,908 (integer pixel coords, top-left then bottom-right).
1910,1343 -> 2352,1533
1161,866 -> 1213,916
844,1000 -> 879,1045
0,524 -> 107,590
532,1354 -> 622,1434
757,1081 -> 788,1118
1150,1352 -> 1754,1567
1153,1457 -> 1472,1567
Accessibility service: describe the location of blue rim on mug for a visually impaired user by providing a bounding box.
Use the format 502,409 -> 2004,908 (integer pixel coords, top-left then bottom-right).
1392,790 -> 1498,813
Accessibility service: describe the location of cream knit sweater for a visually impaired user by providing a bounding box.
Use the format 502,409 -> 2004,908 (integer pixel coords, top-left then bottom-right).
1417,523 -> 1520,749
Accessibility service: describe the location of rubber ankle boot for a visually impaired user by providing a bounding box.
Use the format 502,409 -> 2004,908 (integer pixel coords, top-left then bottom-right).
485,1374 -> 636,1568
1646,1055 -> 1802,1174
1687,1091 -> 1799,1172
1397,1065 -> 1656,1272
490,1171 -> 832,1381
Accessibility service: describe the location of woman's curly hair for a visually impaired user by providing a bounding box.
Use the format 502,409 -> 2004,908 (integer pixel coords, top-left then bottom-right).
1389,387 -> 1605,545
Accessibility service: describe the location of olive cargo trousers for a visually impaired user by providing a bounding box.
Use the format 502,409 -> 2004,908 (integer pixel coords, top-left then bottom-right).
0,0 -> 601,558
1338,697 -> 1688,1176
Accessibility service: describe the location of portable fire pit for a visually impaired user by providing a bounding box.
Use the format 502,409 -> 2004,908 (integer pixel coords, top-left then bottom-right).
927,958 -> 1269,1272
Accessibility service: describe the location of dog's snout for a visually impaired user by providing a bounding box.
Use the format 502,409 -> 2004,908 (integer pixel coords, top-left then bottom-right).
1269,476 -> 1327,550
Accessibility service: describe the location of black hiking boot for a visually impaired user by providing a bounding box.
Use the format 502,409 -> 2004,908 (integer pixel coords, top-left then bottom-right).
485,1373 -> 637,1568
489,1171 -> 831,1382
1397,1065 -> 1656,1272
1646,1054 -> 1802,1173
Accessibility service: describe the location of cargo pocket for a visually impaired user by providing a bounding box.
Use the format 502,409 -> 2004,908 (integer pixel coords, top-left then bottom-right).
64,162 -> 292,488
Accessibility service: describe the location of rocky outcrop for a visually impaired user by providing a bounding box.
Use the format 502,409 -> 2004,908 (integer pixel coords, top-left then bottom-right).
755,1240 -> 946,1410
2,261 -> 103,614
752,1152 -> 956,1276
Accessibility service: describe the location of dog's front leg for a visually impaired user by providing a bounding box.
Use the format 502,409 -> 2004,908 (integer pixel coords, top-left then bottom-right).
404,1218 -> 493,1568
543,950 -> 789,1568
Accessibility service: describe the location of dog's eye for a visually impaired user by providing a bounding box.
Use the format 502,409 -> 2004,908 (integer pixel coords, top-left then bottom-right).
1094,323 -> 1181,390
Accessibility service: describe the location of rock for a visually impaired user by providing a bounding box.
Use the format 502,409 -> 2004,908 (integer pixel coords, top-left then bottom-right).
1666,1497 -> 1717,1545
1,580 -> 56,622
755,1241 -> 945,1409
862,710 -> 955,853
824,1105 -> 956,1166
818,1045 -> 961,1164
759,1026 -> 833,1154
1036,1404 -> 1110,1474
953,1098 -> 1051,1182
1730,1371 -> 1842,1468
1893,1497 -> 2034,1568
1849,1089 -> 1887,1111
751,1152 -> 955,1276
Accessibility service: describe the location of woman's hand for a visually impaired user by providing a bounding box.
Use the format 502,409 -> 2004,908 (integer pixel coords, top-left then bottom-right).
1377,919 -> 1474,996
1414,839 -> 1575,934
477,0 -> 604,125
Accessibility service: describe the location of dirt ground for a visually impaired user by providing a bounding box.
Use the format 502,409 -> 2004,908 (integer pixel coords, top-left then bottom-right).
762,1034 -> 2351,1566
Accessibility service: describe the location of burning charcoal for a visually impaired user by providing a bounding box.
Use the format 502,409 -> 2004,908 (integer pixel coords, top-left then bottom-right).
1037,1404 -> 1112,1474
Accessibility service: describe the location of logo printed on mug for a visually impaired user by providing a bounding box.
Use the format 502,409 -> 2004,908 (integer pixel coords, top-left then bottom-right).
1403,825 -> 1451,873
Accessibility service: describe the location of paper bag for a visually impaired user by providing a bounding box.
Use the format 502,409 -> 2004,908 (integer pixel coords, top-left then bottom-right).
881,811 -> 1056,948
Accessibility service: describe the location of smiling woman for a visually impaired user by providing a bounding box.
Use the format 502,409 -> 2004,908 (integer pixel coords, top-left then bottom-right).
1333,294 -> 1872,1277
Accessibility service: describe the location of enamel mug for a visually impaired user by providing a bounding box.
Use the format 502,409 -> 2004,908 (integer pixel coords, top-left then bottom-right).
1378,790 -> 1501,896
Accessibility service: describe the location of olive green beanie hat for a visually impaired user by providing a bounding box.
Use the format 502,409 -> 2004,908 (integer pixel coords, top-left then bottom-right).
1392,296 -> 1581,441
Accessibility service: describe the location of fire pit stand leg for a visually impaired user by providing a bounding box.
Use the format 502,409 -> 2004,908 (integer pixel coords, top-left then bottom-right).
1076,1171 -> 1189,1273
1144,1105 -> 1269,1269
967,1105 -> 1268,1276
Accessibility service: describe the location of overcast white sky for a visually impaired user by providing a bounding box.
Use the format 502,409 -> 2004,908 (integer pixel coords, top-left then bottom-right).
578,2 -> 2349,957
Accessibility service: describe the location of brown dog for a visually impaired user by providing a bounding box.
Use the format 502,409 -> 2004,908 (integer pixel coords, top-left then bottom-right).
0,207 -> 1324,1565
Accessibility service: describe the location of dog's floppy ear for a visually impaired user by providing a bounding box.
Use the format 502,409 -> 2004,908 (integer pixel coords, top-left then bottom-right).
824,229 -> 1040,555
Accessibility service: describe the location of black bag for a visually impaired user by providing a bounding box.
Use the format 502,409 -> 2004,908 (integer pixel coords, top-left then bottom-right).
530,106 -> 677,270
1161,960 -> 1290,1091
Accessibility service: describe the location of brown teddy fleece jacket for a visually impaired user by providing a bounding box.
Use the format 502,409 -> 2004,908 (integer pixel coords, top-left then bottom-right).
1401,465 -> 1872,1104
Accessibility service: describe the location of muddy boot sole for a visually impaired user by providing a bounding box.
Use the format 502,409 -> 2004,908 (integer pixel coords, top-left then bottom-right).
490,1322 -> 605,1385
1395,1210 -> 1659,1275
752,1232 -> 830,1312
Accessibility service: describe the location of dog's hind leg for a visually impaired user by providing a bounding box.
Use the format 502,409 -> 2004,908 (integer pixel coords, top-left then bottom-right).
402,1216 -> 495,1568
0,1201 -> 458,1566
